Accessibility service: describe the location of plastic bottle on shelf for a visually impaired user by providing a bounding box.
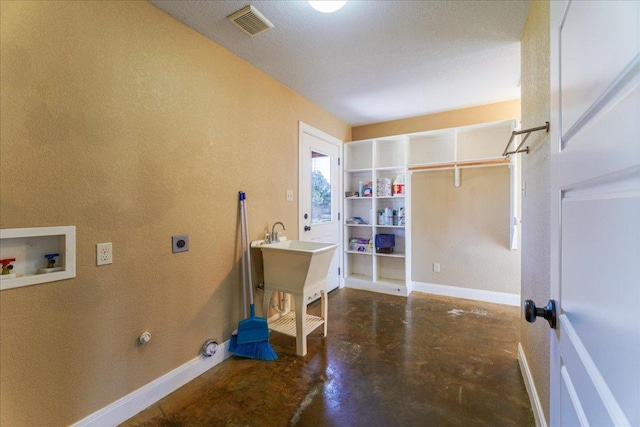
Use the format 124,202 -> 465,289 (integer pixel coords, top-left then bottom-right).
393,175 -> 405,196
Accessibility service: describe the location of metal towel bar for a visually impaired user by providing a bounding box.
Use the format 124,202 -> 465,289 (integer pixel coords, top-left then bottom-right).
502,122 -> 550,156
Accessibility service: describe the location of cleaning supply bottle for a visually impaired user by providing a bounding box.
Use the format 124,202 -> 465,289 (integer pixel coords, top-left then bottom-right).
393,175 -> 405,196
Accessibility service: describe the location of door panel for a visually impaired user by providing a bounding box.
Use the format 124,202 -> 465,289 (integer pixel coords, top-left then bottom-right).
560,366 -> 585,426
560,319 -> 616,426
299,123 -> 342,293
560,1 -> 639,134
562,192 -> 640,401
557,84 -> 639,188
551,1 -> 640,426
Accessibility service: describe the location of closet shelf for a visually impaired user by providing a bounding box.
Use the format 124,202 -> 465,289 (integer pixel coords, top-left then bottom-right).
345,250 -> 373,256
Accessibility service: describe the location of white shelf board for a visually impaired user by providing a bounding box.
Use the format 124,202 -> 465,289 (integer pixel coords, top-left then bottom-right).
345,250 -> 373,256
345,273 -> 373,282
268,312 -> 325,338
376,277 -> 406,287
345,276 -> 408,297
374,166 -> 405,171
374,252 -> 405,258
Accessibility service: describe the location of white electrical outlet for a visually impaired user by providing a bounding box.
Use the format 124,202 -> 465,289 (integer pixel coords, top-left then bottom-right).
97,242 -> 113,266
433,263 -> 440,273
286,190 -> 293,201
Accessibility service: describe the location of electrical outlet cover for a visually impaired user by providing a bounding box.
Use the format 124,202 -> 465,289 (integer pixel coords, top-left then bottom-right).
172,234 -> 189,253
97,242 -> 113,266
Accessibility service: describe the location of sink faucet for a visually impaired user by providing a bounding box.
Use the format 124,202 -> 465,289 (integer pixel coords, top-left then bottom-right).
271,222 -> 286,243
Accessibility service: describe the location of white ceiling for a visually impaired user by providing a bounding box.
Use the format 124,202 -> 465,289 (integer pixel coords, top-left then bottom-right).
150,0 -> 530,126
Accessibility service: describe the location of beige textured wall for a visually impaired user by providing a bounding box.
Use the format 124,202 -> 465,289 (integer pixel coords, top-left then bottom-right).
412,167 -> 520,294
352,99 -> 520,140
0,2 -> 349,426
520,1 -> 550,424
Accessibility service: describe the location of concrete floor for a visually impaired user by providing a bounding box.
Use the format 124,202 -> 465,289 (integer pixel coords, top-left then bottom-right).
123,288 -> 535,426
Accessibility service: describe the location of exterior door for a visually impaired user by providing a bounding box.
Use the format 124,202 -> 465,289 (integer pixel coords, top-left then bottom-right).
550,1 -> 639,426
299,122 -> 342,292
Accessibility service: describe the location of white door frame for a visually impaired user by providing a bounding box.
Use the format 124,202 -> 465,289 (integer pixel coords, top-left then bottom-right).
298,121 -> 344,289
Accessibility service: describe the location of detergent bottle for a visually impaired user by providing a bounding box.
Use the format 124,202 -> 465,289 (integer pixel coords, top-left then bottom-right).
393,175 -> 405,196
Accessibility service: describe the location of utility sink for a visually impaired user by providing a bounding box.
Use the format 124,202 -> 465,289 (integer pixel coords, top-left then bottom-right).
258,240 -> 338,293
253,239 -> 338,356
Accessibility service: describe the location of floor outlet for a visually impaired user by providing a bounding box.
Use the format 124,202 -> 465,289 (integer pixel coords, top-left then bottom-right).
97,243 -> 113,266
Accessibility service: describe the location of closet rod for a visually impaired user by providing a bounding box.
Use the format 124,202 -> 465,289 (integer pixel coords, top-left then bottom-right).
409,158 -> 510,172
502,122 -> 550,157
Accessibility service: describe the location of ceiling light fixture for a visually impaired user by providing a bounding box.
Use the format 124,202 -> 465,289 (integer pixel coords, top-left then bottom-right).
308,1 -> 347,13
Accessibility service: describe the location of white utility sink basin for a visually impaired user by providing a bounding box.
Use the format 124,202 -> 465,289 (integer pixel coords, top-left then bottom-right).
260,239 -> 337,252
258,239 -> 337,294
255,239 -> 338,356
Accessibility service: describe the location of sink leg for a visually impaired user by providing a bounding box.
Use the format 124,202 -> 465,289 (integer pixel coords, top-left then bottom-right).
263,289 -> 274,324
321,290 -> 327,337
294,295 -> 307,356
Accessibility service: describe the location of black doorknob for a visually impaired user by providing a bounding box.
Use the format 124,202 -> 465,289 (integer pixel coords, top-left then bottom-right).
304,225 -> 311,232
524,299 -> 557,329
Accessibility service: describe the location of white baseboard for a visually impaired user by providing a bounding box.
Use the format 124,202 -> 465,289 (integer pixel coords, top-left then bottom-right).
71,340 -> 233,427
411,281 -> 520,306
518,342 -> 548,427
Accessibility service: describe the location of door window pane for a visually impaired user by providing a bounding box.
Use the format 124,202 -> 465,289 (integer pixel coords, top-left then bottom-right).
311,151 -> 331,224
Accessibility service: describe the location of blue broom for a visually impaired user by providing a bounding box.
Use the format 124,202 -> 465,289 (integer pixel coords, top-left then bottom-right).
229,191 -> 277,361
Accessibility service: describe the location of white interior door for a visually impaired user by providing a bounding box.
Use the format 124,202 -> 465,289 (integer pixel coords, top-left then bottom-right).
299,122 -> 342,292
549,1 -> 639,426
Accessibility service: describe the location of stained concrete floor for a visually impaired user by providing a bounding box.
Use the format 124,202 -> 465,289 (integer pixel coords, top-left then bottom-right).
122,288 -> 534,426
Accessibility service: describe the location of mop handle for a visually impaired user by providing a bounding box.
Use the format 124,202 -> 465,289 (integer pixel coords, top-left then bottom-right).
239,191 -> 248,319
241,193 -> 255,307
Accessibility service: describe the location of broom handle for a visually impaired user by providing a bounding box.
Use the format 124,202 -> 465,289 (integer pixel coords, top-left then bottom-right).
239,192 -> 248,319
242,193 -> 254,308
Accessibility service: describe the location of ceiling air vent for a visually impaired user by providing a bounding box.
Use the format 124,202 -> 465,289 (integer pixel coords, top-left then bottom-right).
227,5 -> 274,37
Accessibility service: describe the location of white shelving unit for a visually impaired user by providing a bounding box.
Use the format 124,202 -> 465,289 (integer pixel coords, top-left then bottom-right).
343,119 -> 517,297
343,137 -> 412,296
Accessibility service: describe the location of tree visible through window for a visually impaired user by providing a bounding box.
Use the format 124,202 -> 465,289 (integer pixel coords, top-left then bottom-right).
311,153 -> 331,224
